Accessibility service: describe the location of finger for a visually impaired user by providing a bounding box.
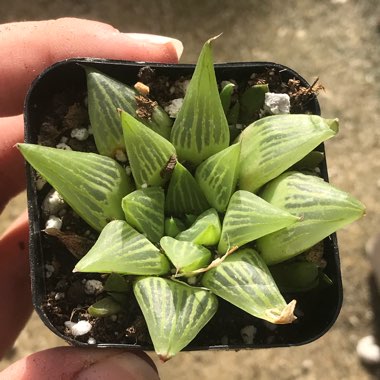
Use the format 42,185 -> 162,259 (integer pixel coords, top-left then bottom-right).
0,17 -> 183,116
0,211 -> 32,359
0,347 -> 160,380
0,115 -> 24,212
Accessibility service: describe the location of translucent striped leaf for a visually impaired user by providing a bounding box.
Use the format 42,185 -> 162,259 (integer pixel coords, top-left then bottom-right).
122,187 -> 164,242
165,162 -> 209,216
74,220 -> 170,275
133,277 -> 218,360
257,171 -> 366,264
217,190 -> 299,254
201,248 -> 296,324
239,84 -> 269,124
239,114 -> 339,193
176,208 -> 221,246
18,144 -> 133,232
85,67 -> 172,157
195,142 -> 241,212
160,236 -> 212,274
170,37 -> 229,165
121,110 -> 177,188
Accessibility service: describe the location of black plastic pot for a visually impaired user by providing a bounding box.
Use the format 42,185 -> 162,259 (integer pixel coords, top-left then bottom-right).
24,58 -> 342,351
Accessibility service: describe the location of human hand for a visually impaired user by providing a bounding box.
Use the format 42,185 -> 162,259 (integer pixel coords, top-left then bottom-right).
0,17 -> 182,379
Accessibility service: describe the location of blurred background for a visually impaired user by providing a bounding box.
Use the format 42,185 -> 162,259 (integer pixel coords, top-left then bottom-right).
0,0 -> 379,378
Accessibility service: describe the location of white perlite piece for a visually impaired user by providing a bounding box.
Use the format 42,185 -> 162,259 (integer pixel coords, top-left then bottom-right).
84,279 -> 104,295
71,128 -> 89,141
240,325 -> 257,344
56,142 -> 72,150
357,335 -> 380,365
45,264 -> 55,279
87,337 -> 97,344
65,320 -> 92,336
42,190 -> 66,215
45,215 -> 62,230
263,92 -> 290,115
165,98 -> 184,118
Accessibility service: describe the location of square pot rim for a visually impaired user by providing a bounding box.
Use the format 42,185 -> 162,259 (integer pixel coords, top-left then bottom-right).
24,57 -> 342,352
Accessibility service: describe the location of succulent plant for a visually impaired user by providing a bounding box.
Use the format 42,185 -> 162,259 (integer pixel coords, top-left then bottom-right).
18,37 -> 365,361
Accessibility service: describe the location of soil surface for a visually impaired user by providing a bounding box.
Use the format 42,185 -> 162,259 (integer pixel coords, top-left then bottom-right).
1,1 -> 380,379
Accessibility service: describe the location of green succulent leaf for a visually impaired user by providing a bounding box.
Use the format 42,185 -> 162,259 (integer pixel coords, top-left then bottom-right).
160,236 -> 212,274
176,208 -> 221,246
121,110 -> 177,188
165,162 -> 209,216
170,37 -> 229,165
257,171 -> 366,264
219,82 -> 235,115
218,190 -> 299,254
88,296 -> 123,317
227,101 -> 240,125
164,217 -> 186,237
269,261 -> 320,293
239,114 -> 339,193
202,248 -> 296,324
239,84 -> 269,124
195,142 -> 241,212
122,187 -> 164,242
18,144 -> 133,232
104,273 -> 130,293
74,220 -> 170,275
85,67 -> 172,157
133,276 -> 218,361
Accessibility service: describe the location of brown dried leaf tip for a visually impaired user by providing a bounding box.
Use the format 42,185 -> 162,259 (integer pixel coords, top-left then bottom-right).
44,228 -> 95,259
160,154 -> 178,178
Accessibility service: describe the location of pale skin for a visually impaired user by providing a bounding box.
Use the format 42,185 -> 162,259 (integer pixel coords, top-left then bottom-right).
0,17 -> 183,380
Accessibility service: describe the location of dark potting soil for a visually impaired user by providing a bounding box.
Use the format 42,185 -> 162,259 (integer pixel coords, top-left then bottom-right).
35,65 -> 328,350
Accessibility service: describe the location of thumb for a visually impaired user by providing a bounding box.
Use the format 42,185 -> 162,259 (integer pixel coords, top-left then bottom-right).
0,347 -> 160,380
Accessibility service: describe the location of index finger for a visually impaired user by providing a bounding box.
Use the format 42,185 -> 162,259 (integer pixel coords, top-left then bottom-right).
0,17 -> 183,116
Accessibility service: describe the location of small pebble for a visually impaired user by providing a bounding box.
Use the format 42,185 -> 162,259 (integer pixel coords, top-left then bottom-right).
356,335 -> 380,365
263,92 -> 290,115
87,337 -> 97,344
71,128 -> 89,141
45,215 -> 62,230
165,98 -> 184,118
65,320 -> 92,336
36,174 -> 47,190
84,279 -> 104,295
42,190 -> 66,215
56,142 -> 72,150
45,264 -> 55,278
240,325 -> 257,344
54,292 -> 65,301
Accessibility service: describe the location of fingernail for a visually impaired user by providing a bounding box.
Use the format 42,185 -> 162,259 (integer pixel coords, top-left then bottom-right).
76,351 -> 160,380
125,33 -> 183,60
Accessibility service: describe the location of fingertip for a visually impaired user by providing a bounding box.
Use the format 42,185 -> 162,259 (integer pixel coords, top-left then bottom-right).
0,347 -> 160,380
